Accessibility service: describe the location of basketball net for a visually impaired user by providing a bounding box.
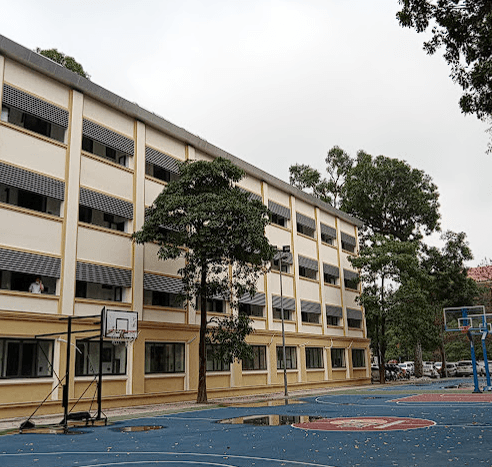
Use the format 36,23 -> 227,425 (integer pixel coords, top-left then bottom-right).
460,325 -> 471,334
109,329 -> 138,347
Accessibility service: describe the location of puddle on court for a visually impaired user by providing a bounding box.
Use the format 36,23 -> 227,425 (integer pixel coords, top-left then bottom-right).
112,425 -> 165,432
218,415 -> 323,426
224,399 -> 304,408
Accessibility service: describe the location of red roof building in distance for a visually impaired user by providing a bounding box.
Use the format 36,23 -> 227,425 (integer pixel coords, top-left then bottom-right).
468,265 -> 492,283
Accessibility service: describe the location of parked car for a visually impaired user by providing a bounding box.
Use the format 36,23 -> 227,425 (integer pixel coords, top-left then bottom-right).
445,362 -> 458,377
456,360 -> 474,377
401,361 -> 415,376
423,362 -> 439,378
398,362 -> 413,377
477,361 -> 486,376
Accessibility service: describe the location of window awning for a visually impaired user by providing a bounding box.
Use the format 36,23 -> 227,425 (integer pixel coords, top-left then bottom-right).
323,263 -> 339,277
341,232 -> 356,246
298,255 -> 318,271
272,295 -> 296,311
347,308 -> 363,320
301,300 -> 321,314
343,269 -> 359,281
326,305 -> 343,317
239,292 -> 266,306
143,272 -> 184,294
0,161 -> 65,200
268,200 -> 290,219
273,251 -> 293,264
79,187 -> 133,220
76,262 -> 132,288
145,147 -> 180,173
320,223 -> 336,239
0,247 -> 61,278
296,212 -> 315,230
82,118 -> 134,156
3,84 -> 69,128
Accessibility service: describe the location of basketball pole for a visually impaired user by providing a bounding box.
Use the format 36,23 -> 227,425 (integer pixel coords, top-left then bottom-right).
97,307 -> 104,420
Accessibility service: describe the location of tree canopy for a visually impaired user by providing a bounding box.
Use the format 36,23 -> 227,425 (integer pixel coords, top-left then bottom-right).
397,1 -> 492,120
35,48 -> 90,79
133,157 -> 275,402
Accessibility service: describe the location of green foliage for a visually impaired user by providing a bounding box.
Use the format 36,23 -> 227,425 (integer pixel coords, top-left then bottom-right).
133,157 -> 275,402
397,1 -> 492,120
35,48 -> 90,79
341,152 -> 440,241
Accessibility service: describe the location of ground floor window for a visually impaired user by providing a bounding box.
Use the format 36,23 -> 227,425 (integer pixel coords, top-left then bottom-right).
206,344 -> 230,372
242,345 -> 267,371
331,348 -> 346,369
0,338 -> 53,378
145,342 -> 185,374
75,341 -> 127,376
305,347 -> 324,369
277,346 -> 297,369
352,349 -> 366,368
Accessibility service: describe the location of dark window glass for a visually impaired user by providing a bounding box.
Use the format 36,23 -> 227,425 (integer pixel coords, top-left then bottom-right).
145,342 -> 185,374
239,303 -> 264,318
206,344 -> 230,371
23,113 -> 51,138
75,341 -> 127,376
352,349 -> 366,368
277,346 -> 297,369
0,339 -> 53,378
342,241 -> 355,253
331,348 -> 346,368
301,312 -> 320,324
242,345 -> 267,371
273,308 -> 293,321
306,347 -> 323,369
324,273 -> 338,285
297,223 -> 315,238
321,232 -> 334,244
326,315 -> 339,326
271,213 -> 286,227
299,266 -> 317,280
348,318 -> 362,328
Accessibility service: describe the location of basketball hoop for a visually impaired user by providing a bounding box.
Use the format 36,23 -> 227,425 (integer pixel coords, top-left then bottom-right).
460,325 -> 471,334
109,329 -> 138,347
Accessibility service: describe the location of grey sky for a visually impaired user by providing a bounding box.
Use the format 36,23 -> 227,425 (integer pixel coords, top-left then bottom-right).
3,0 -> 490,265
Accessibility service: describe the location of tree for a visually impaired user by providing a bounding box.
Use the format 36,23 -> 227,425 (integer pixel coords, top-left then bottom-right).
35,48 -> 90,79
397,1 -> 492,120
341,152 -> 440,241
132,157 -> 275,403
289,145 -> 352,208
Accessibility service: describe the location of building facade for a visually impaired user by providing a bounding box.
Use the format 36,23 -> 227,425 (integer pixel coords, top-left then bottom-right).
0,35 -> 369,418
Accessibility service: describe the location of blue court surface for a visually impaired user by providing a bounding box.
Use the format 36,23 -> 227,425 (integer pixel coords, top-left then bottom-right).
1,378 -> 491,467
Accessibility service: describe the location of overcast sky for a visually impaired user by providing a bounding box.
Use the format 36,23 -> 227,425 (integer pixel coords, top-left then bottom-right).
3,0 -> 490,265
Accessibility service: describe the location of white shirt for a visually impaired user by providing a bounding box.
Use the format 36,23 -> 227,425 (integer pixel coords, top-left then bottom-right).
29,281 -> 43,293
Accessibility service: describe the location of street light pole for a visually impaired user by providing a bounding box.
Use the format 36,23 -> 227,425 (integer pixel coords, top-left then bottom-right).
278,245 -> 290,401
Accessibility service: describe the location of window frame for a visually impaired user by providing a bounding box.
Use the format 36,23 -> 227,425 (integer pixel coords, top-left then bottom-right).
75,340 -> 127,376
0,338 -> 54,379
276,346 -> 297,370
145,342 -> 185,374
352,348 -> 366,368
305,347 -> 324,369
331,348 -> 346,369
242,345 -> 267,371
206,344 -> 231,372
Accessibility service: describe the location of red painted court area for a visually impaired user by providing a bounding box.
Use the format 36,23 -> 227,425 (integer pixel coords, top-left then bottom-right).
390,392 -> 492,403
294,416 -> 435,431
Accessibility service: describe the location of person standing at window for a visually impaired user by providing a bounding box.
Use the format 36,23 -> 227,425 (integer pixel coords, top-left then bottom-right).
29,277 -> 44,294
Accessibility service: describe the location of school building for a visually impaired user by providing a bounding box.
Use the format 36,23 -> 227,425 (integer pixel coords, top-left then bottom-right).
0,34 -> 370,418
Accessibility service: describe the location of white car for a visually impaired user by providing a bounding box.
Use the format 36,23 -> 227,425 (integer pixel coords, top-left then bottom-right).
456,360 -> 474,377
398,362 -> 414,377
423,363 -> 439,378
445,362 -> 458,377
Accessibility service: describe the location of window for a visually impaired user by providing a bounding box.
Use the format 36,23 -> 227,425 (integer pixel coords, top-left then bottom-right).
197,298 -> 224,313
331,348 -> 346,368
145,342 -> 185,374
0,184 -> 62,216
352,349 -> 366,368
82,135 -> 127,166
75,341 -> 127,376
75,281 -> 124,302
306,347 -> 324,369
343,271 -> 359,290
239,303 -> 264,318
145,162 -> 179,183
341,241 -> 355,253
341,233 -> 356,253
273,307 -> 294,321
326,315 -> 339,326
1,105 -> 66,142
206,344 -> 230,372
324,272 -> 338,285
301,311 -> 320,324
348,318 -> 362,328
321,232 -> 334,244
299,266 -> 317,280
0,270 -> 57,295
277,346 -> 297,369
79,206 -> 126,232
272,258 -> 290,273
297,223 -> 315,238
144,290 -> 184,308
242,345 -> 267,371
271,212 -> 287,228
0,339 -> 53,378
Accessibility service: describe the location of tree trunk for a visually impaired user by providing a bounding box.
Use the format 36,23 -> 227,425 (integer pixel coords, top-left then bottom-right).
197,265 -> 208,403
414,341 -> 423,378
379,276 -> 386,384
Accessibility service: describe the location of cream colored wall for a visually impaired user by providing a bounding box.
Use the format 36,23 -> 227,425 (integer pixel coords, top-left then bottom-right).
144,243 -> 185,274
344,290 -> 360,308
0,293 -> 59,314
268,273 -> 294,296
265,225 -> 291,248
0,209 -> 62,255
237,175 -> 262,196
296,235 -> 317,259
83,97 -> 134,138
144,179 -> 165,206
145,127 -> 187,160
319,244 -> 338,265
74,301 -> 132,317
0,126 -> 66,179
267,185 -> 290,207
80,156 -> 134,201
143,308 -> 187,324
297,279 -> 320,300
324,285 -> 342,305
4,59 -> 70,108
194,150 -> 213,162
76,226 -> 132,268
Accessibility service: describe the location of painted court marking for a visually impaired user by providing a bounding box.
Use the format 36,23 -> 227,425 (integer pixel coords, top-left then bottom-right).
293,416 -> 435,431
390,393 -> 492,404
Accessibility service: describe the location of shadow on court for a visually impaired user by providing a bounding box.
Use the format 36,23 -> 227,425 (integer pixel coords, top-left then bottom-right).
1,378 -> 491,467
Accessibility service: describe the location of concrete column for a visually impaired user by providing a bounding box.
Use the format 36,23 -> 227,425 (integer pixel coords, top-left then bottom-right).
290,196 -> 300,332
315,207 -> 326,334
59,90 -> 84,316
0,54 -> 5,101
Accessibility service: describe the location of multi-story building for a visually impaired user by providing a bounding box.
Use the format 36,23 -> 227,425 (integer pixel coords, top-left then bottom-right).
0,35 -> 370,418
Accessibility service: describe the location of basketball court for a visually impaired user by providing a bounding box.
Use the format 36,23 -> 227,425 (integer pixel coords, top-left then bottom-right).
1,377 -> 492,467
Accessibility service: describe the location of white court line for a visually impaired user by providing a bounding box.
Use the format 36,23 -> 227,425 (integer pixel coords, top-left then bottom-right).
0,451 -> 337,467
